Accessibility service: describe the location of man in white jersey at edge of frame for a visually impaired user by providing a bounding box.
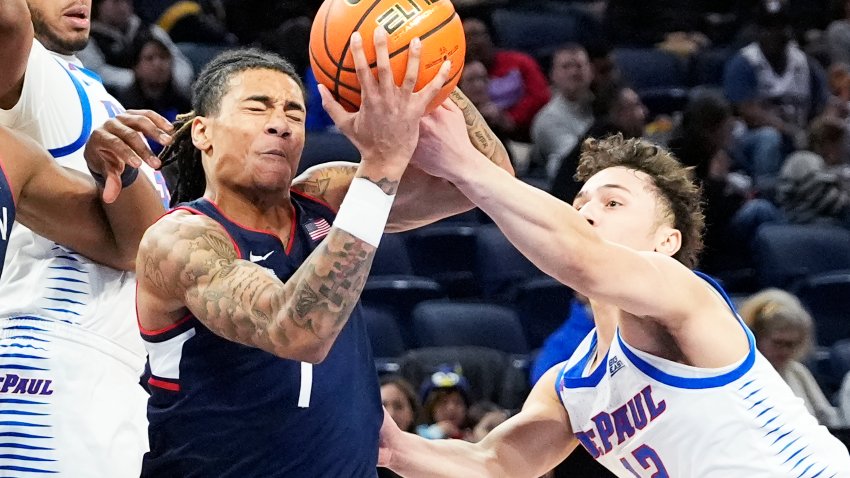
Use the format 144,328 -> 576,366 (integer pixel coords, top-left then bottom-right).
378,132 -> 850,477
0,0 -> 172,475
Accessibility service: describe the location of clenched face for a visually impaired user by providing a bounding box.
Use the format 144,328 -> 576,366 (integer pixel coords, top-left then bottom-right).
27,0 -> 91,55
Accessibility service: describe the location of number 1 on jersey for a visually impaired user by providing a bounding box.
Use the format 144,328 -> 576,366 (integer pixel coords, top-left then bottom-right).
298,362 -> 313,408
620,444 -> 668,478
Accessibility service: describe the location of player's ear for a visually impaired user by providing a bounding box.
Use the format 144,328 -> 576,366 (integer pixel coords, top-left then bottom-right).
191,116 -> 212,152
654,226 -> 681,258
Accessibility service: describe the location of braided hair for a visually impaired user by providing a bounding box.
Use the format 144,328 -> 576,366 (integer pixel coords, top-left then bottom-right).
159,48 -> 305,207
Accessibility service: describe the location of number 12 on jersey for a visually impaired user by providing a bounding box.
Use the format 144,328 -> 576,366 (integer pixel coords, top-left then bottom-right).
620,444 -> 668,478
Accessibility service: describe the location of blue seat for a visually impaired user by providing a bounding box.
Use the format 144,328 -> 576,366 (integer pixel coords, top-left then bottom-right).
362,305 -> 406,360
512,276 -> 574,350
490,7 -> 597,60
475,224 -> 542,299
794,272 -> 850,347
404,225 -> 480,297
690,48 -> 734,87
361,277 -> 446,347
397,346 -> 530,409
638,87 -> 690,117
412,301 -> 529,354
297,132 -> 360,174
754,224 -> 850,289
176,42 -> 227,75
370,233 -> 414,277
613,48 -> 688,90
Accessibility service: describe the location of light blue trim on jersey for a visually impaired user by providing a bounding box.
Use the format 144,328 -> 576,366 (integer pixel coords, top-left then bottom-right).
47,60 -> 92,159
70,64 -> 104,84
617,271 -> 757,389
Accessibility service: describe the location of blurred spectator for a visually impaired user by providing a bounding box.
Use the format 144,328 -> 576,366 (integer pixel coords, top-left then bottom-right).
549,83 -> 648,202
530,297 -> 593,385
416,365 -> 472,440
723,0 -> 829,189
79,0 -> 194,96
463,18 -> 551,142
777,115 -> 850,226
586,40 -> 621,94
378,376 -> 421,478
114,32 -> 191,126
739,288 -> 842,427
466,401 -> 509,443
827,0 -> 850,65
459,60 -> 514,144
531,44 -> 595,180
668,92 -> 781,274
380,375 -> 420,434
156,0 -> 237,45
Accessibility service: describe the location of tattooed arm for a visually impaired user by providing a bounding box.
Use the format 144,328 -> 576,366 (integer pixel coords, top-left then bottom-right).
136,211 -> 375,363
292,89 -> 514,231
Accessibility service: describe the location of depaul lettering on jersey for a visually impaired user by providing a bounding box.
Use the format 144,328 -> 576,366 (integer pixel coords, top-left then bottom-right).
0,373 -> 54,395
575,385 -> 666,458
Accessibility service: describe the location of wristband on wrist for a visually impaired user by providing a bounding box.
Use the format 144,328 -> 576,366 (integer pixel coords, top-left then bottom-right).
333,177 -> 396,248
88,166 -> 140,189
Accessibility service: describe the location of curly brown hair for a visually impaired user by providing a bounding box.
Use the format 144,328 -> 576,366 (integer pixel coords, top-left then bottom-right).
575,134 -> 705,269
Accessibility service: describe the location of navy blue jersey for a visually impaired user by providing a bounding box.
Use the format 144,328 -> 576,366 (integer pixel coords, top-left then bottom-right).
140,193 -> 382,477
0,157 -> 15,280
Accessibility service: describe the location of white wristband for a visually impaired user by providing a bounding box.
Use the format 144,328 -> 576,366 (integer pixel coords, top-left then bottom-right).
333,177 -> 396,247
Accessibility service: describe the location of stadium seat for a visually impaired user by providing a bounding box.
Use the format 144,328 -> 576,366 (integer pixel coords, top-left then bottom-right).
397,346 -> 530,409
793,272 -> 850,347
404,225 -> 480,297
297,131 -> 360,173
361,277 -> 446,347
512,276 -> 574,350
362,305 -> 406,360
475,224 -> 542,299
612,48 -> 688,90
176,42 -> 227,75
490,7 -> 598,60
753,224 -> 850,289
370,233 -> 415,277
690,47 -> 734,87
412,301 -> 529,354
638,87 -> 690,117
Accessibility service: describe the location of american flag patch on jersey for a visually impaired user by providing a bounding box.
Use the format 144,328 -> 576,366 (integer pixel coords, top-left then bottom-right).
305,218 -> 331,241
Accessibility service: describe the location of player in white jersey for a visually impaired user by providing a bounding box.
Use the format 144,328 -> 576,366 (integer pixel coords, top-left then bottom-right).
0,0 -> 172,475
378,133 -> 850,477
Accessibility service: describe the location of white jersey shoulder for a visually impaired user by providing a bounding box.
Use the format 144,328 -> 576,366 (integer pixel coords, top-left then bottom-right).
556,276 -> 850,478
0,39 -> 169,367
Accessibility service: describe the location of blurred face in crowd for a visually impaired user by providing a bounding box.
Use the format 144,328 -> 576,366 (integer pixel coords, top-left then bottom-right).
459,60 -> 490,107
95,0 -> 132,30
381,383 -> 415,432
27,0 -> 91,55
757,327 -> 805,371
135,41 -> 173,91
463,19 -> 494,65
757,23 -> 791,62
612,88 -> 648,138
432,390 -> 467,428
550,48 -> 593,100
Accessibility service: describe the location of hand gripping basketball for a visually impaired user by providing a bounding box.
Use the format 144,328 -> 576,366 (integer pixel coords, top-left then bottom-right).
318,27 -> 451,172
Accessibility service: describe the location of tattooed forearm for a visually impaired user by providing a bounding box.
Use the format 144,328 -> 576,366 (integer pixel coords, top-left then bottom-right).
449,88 -> 511,170
138,214 -> 376,360
361,176 -> 400,195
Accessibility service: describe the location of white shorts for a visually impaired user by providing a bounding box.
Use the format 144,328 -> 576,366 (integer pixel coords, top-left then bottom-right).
0,317 -> 148,476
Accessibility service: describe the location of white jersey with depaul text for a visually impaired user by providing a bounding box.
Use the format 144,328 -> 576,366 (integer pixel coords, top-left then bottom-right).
0,40 -> 170,367
556,273 -> 850,478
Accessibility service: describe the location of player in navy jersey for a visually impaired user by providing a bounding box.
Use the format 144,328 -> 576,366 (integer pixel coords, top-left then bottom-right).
379,134 -> 850,477
135,28 -> 513,477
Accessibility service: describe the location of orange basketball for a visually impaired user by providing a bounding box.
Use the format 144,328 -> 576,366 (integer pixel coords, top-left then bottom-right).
309,0 -> 466,112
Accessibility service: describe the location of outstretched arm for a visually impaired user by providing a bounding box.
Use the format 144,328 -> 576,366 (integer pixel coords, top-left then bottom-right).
381,365 -> 578,477
0,0 -> 31,110
293,89 -> 514,231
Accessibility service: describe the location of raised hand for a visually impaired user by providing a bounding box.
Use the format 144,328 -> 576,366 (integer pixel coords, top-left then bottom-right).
410,99 -> 480,181
84,109 -> 174,203
319,27 -> 451,181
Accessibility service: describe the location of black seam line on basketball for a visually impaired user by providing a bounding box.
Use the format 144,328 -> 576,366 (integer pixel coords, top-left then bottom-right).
337,12 -> 458,73
310,47 -> 360,110
329,0 -> 385,102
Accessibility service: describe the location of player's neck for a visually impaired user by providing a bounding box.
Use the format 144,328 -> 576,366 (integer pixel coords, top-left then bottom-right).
207,188 -> 295,236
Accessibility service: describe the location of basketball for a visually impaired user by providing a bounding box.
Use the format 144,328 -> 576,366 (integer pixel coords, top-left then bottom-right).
309,0 -> 466,112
